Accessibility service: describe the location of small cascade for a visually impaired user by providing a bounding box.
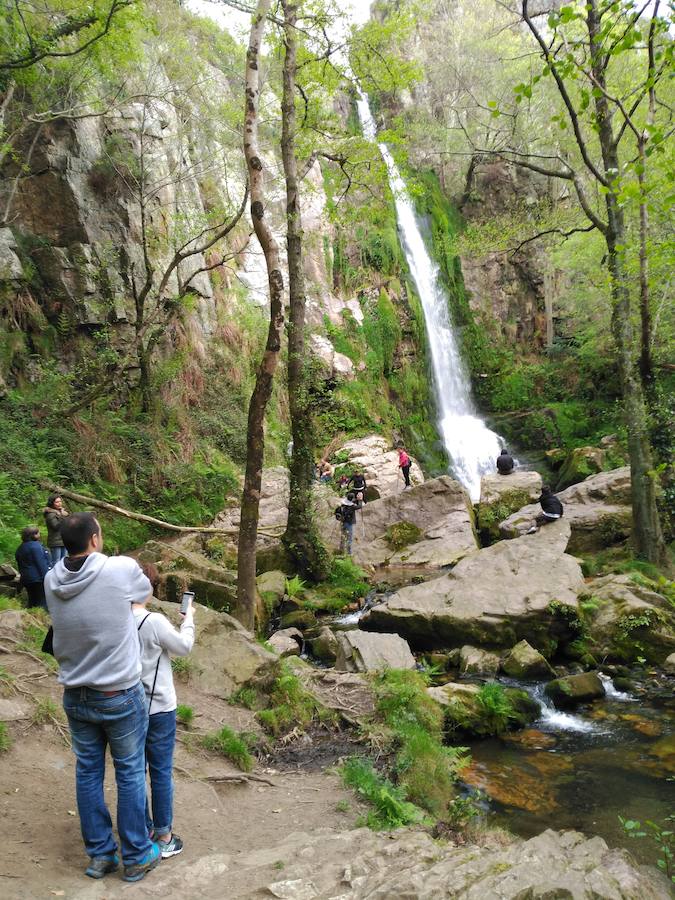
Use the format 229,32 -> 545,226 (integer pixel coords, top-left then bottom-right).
356,94 -> 501,500
598,672 -> 635,702
528,683 -> 598,733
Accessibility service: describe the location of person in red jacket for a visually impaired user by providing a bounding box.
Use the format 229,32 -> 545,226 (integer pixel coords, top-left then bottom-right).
398,447 -> 412,489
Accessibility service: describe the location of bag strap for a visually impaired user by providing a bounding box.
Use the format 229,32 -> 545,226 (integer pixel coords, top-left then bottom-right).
137,613 -> 161,711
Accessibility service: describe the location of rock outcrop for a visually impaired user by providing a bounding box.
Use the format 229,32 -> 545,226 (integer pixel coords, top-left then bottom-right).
477,470 -> 542,538
458,645 -> 501,676
147,599 -> 279,701
556,445 -> 609,490
336,435 -> 424,499
350,475 -> 477,571
335,631 -> 416,673
362,520 -> 583,651
582,574 -> 675,664
499,467 -> 632,553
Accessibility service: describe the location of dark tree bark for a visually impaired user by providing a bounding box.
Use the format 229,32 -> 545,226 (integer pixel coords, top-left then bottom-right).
236,0 -> 285,630
280,0 -> 329,580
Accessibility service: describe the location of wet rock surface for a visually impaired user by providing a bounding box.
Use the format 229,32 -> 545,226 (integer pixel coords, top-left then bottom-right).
544,671 -> 605,708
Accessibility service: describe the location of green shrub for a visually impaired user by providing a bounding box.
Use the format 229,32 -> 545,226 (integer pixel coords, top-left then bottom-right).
341,757 -> 425,830
0,722 -> 11,753
200,726 -> 254,772
256,663 -> 331,737
171,657 -> 196,682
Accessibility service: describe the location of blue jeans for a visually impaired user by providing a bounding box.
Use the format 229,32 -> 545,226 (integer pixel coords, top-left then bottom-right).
340,522 -> 354,555
49,546 -> 67,564
63,682 -> 153,865
145,711 -> 177,836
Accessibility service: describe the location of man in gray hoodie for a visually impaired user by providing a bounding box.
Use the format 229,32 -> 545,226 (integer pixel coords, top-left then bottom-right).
45,512 -> 160,883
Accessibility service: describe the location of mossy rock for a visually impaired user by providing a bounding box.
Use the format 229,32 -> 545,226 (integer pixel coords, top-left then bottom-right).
556,446 -> 606,491
477,489 -> 533,540
544,672 -> 604,708
431,683 -> 539,738
385,520 -> 423,551
159,571 -> 235,613
279,609 -> 318,631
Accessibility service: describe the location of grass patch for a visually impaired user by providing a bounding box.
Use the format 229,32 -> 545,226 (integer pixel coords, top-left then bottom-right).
200,726 -> 255,772
0,722 -> 11,753
230,686 -> 258,710
371,669 -> 469,817
176,704 -> 194,728
171,656 -> 197,682
341,757 -> 426,830
256,663 -> 332,737
32,696 -> 62,725
443,683 -> 535,738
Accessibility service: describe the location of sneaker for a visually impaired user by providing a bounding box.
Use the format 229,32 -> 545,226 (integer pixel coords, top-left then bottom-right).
122,843 -> 161,883
158,834 -> 183,858
85,854 -> 119,879
526,526 -> 538,534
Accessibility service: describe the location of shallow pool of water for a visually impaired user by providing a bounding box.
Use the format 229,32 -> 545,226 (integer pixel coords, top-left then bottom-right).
462,684 -> 675,866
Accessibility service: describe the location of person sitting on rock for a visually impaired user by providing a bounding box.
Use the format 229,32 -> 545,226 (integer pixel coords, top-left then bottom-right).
15,525 -> 51,610
337,491 -> 362,556
527,485 -> 563,533
319,460 -> 334,483
347,470 -> 367,502
496,448 -> 515,475
397,446 -> 412,489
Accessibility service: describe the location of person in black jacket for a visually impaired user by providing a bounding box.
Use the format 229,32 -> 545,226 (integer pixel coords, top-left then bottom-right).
347,471 -> 367,502
15,525 -> 51,609
496,448 -> 515,475
337,492 -> 362,556
527,486 -> 564,533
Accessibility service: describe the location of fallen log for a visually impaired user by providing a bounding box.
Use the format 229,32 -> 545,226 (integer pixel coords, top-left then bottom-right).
40,482 -> 284,538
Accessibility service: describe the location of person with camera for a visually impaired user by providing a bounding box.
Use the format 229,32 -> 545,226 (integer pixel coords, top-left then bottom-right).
44,512 -> 160,883
132,570 -> 196,860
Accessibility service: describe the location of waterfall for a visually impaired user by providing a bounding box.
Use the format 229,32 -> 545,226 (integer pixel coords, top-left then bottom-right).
356,95 -> 501,500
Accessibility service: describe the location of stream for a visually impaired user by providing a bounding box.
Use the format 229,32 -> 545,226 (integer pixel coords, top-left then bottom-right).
462,674 -> 675,865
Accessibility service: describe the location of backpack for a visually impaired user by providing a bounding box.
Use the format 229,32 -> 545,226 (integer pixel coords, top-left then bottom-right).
334,506 -> 343,521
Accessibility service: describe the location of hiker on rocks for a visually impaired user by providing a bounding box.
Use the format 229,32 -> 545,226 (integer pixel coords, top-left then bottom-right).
398,446 -> 412,489
496,448 -> 515,475
336,491 -> 362,557
527,485 -> 564,533
15,525 -> 51,610
132,564 -> 196,862
44,512 -> 161,883
338,473 -> 350,491
43,494 -> 69,564
347,470 -> 367,502
319,460 -> 334,483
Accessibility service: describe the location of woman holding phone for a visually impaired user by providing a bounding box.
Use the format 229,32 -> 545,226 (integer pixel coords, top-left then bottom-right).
133,566 -> 196,859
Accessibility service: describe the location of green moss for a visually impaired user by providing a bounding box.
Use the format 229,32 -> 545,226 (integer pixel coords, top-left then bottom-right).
256,663 -> 333,737
443,683 -> 538,738
385,520 -> 423,551
477,489 -> 532,540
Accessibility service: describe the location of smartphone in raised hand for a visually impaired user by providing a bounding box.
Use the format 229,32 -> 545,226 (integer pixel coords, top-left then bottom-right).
180,591 -> 195,615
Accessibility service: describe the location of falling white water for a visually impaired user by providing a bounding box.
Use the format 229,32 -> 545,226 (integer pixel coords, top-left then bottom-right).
356,95 -> 501,500
598,672 -> 635,702
529,684 -> 599,733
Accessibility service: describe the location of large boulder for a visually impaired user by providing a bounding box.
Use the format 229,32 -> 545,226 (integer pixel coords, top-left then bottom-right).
582,574 -> 675,664
362,520 -> 583,652
350,476 -> 478,571
268,628 -> 303,658
499,467 -> 632,553
428,681 -> 539,737
335,630 -> 416,673
336,435 -> 424,499
216,466 -> 289,534
306,626 -> 339,664
309,333 -> 355,381
148,599 -> 279,701
502,640 -> 555,678
664,653 -> 675,675
544,671 -> 605,708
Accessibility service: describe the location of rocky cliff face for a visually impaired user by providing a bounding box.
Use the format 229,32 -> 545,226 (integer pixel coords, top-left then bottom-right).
459,157 -> 566,349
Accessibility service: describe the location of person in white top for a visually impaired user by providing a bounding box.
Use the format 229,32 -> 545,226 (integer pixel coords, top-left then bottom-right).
132,565 -> 195,860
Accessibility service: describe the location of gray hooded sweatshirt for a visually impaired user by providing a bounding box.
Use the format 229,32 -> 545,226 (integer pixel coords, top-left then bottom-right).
45,553 -> 151,691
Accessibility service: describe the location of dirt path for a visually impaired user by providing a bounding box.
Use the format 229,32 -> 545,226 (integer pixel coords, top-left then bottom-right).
0,645 -> 366,900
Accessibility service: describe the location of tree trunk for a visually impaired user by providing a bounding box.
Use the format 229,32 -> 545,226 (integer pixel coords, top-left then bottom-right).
280,0 -> 328,581
587,1 -> 667,566
637,140 -> 653,389
236,0 -> 285,630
